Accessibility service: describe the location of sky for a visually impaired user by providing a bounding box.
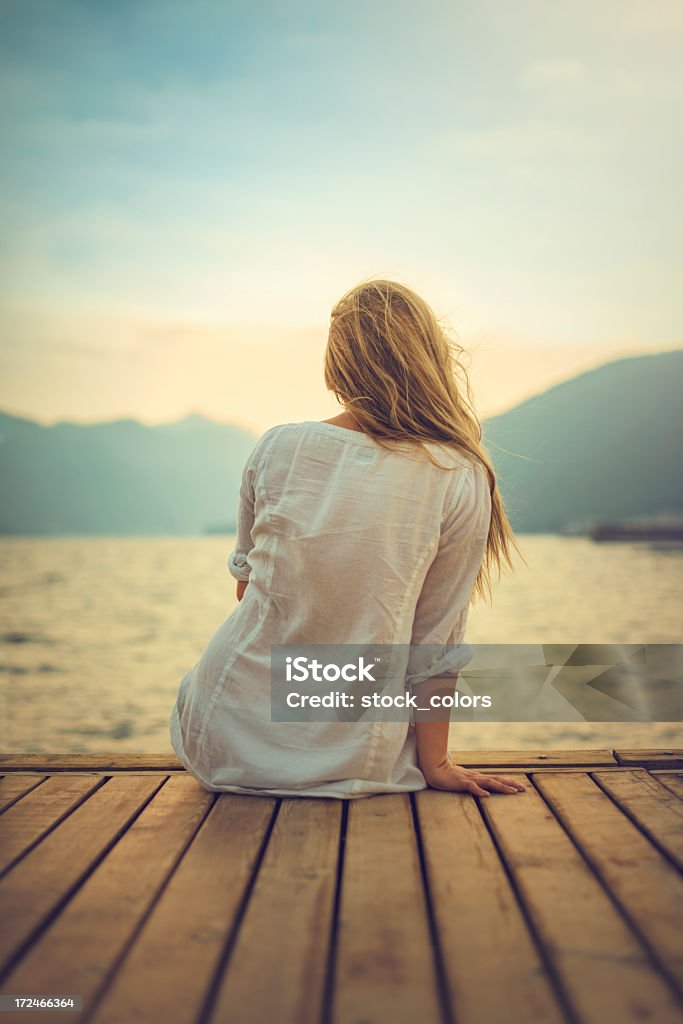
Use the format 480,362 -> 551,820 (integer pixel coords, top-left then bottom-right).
0,0 -> 681,434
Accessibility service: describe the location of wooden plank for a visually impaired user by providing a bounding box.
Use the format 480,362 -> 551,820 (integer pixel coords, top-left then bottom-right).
655,774 -> 683,800
0,754 -> 185,772
591,770 -> 683,872
0,775 -> 104,875
451,750 -> 617,767
482,773 -> 683,1024
415,789 -> 566,1024
536,771 -> 683,999
0,772 -> 175,781
87,794 -> 276,1024
0,775 -> 213,1022
207,799 -> 342,1024
614,749 -> 683,769
452,766 -> 628,775
0,750 -> 618,771
0,774 -> 165,975
0,775 -> 46,814
332,794 -> 441,1024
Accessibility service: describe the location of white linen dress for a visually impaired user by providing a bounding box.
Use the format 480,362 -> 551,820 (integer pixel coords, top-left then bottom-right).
169,419 -> 492,798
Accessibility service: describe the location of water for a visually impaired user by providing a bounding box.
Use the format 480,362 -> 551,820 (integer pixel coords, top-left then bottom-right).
0,535 -> 681,754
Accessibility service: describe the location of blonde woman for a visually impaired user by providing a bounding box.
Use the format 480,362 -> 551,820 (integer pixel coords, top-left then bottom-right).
170,279 -> 526,799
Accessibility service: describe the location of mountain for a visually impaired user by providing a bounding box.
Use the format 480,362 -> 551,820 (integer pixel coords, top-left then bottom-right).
0,349 -> 681,535
0,411 -> 258,534
482,349 -> 683,532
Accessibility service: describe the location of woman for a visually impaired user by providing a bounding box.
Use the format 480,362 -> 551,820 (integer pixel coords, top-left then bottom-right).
170,279 -> 526,798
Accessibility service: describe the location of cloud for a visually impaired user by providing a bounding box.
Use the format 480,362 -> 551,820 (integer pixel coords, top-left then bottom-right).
621,2 -> 683,33
520,59 -> 587,90
439,118 -> 598,161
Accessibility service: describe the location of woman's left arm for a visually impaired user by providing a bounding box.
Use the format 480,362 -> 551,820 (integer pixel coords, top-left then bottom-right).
227,443 -> 260,595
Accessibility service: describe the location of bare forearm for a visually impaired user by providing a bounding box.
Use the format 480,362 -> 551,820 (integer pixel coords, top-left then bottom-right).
412,674 -> 525,796
412,674 -> 456,776
415,719 -> 451,775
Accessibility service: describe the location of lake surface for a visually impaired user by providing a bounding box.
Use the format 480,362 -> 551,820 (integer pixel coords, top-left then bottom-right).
1,535 -> 681,754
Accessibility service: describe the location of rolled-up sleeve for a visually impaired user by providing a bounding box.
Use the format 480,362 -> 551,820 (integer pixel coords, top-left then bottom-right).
405,460 -> 492,686
227,438 -> 265,582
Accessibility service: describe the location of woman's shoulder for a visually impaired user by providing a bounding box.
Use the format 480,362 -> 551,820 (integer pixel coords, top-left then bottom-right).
243,423 -> 289,471
254,420 -> 369,447
246,421 -> 319,465
414,438 -> 486,480
251,420 -> 315,449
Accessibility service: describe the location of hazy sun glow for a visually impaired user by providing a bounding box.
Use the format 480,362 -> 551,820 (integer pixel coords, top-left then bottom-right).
1,1 -> 681,433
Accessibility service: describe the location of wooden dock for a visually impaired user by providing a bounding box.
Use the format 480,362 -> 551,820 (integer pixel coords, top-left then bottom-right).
0,750 -> 682,1024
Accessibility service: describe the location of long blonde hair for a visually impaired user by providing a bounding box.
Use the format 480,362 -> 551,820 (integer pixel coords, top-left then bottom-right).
324,277 -> 525,602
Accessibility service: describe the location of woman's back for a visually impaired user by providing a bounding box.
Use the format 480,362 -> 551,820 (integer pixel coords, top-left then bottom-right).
233,420 -> 486,645
170,419 -> 492,798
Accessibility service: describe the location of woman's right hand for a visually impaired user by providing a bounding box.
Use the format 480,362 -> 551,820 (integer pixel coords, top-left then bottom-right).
422,756 -> 526,797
